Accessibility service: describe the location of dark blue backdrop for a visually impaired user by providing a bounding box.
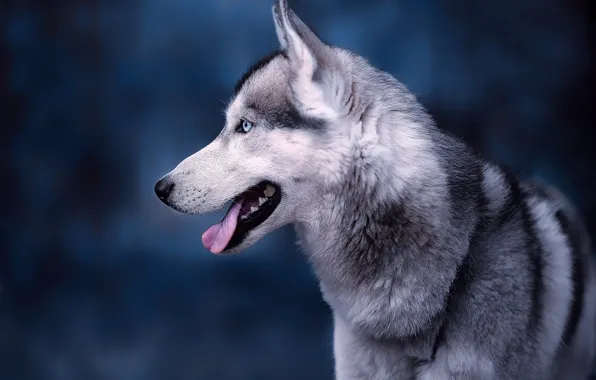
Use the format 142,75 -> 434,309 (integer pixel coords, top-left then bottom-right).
2,0 -> 595,379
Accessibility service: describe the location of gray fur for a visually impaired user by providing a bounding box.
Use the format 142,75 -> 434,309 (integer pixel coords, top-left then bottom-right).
155,1 -> 596,378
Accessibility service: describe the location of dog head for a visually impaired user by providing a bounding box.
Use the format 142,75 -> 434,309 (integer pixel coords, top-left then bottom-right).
155,0 -> 385,254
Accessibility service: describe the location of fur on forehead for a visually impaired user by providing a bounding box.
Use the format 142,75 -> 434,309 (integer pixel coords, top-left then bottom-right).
226,54 -> 293,122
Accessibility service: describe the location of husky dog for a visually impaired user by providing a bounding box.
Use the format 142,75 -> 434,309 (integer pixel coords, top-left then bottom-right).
154,1 -> 596,378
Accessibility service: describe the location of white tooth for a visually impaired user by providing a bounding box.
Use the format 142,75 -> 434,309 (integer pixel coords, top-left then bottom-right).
241,214 -> 247,220
258,197 -> 267,206
250,206 -> 258,214
264,184 -> 276,197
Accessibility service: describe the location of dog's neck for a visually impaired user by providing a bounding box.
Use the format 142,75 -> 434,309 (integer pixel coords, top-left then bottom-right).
294,120 -> 480,349
297,173 -> 453,287
300,106 -> 454,275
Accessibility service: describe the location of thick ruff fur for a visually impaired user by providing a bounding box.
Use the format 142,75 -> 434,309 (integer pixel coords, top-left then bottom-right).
155,1 -> 596,378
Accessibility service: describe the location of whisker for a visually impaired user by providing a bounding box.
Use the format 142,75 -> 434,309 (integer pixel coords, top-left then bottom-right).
230,199 -> 243,208
243,190 -> 267,197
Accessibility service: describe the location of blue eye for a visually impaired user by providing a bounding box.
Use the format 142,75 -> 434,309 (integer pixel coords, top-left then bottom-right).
237,119 -> 253,133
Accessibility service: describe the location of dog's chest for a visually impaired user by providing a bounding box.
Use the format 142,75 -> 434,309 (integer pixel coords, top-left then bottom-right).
333,314 -> 447,380
333,315 -> 416,379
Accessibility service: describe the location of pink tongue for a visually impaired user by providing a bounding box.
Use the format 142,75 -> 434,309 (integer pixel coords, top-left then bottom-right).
201,201 -> 243,254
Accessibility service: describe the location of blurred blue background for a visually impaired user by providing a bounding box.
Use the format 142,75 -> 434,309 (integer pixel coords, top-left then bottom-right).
1,0 -> 595,379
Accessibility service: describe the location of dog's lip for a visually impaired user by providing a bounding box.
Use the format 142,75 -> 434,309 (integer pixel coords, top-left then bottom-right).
235,184 -> 278,223
220,180 -> 282,253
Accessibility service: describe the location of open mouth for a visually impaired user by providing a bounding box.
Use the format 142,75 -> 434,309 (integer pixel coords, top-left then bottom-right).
201,181 -> 282,254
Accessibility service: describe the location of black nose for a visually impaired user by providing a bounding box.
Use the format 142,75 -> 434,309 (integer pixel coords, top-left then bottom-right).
155,177 -> 174,203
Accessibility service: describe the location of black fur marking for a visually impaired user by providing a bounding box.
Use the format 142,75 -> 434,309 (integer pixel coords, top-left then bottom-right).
555,209 -> 585,347
263,102 -> 326,130
233,50 -> 286,95
431,159 -> 489,360
493,166 -> 523,229
244,99 -> 326,130
431,252 -> 472,361
518,182 -> 545,337
311,66 -> 324,83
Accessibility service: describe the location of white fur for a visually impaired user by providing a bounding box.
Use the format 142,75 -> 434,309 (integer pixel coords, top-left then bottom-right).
482,163 -> 508,217
526,195 -> 574,368
418,347 -> 496,380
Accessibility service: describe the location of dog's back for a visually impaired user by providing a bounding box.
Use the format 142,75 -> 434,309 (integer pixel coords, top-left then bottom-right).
407,136 -> 596,379
406,157 -> 596,379
523,180 -> 596,379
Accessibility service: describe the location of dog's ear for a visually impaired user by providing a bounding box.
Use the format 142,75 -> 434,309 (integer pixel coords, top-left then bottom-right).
272,0 -> 290,51
272,0 -> 350,120
272,0 -> 323,61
